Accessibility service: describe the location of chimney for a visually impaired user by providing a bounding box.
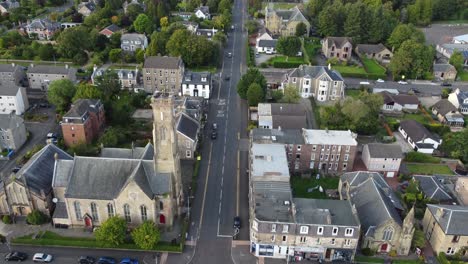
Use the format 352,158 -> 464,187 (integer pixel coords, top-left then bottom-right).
54,153 -> 59,160
266,155 -> 272,162
30,63 -> 34,68
328,63 -> 331,70
65,64 -> 69,69
435,208 -> 445,219
11,62 -> 15,67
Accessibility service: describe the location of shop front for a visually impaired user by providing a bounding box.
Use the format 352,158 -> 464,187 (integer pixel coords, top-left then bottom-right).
291,246 -> 325,262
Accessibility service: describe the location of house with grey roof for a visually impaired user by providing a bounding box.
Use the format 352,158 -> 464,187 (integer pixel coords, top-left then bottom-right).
398,120 -> 442,154
433,63 -> 457,81
362,143 -> 403,178
282,65 -> 345,101
355,43 -> 393,63
259,68 -> 292,91
121,33 -> 148,53
431,99 -> 464,129
0,0 -> 19,14
0,82 -> 29,115
257,103 -> 306,130
413,175 -> 453,202
92,66 -> 141,91
0,63 -> 27,87
27,64 -> 77,90
256,39 -> 278,54
143,56 -> 185,94
436,44 -> 468,67
194,5 -> 210,19
0,113 -> 26,152
77,1 -> 96,16
423,204 -> 468,257
339,171 -> 414,256
24,18 -> 60,40
265,5 -> 310,37
195,28 -> 217,40
448,88 -> 468,115
0,144 -> 72,216
176,112 -> 199,159
380,91 -> 419,114
322,37 -> 352,61
181,71 -> 211,99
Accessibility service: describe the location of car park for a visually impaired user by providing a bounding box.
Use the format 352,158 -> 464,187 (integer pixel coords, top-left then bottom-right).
79,256 -> 96,264
233,216 -> 241,229
32,253 -> 53,263
97,257 -> 116,264
5,251 -> 27,261
119,258 -> 139,264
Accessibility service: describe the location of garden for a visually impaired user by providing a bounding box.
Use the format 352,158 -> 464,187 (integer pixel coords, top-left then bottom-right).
404,152 -> 455,176
265,55 -> 305,68
290,174 -> 340,199
331,58 -> 387,80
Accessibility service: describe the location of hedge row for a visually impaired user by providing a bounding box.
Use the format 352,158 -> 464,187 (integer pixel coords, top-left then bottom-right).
338,71 -> 386,80
273,61 -> 303,68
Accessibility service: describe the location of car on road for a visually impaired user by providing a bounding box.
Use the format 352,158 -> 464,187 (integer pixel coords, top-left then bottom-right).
212,123 -> 217,130
79,256 -> 96,264
227,52 -> 232,58
211,131 -> 218,139
441,82 -> 452,87
5,251 -> 28,261
119,258 -> 139,264
410,88 -> 421,94
398,80 -> 408,85
32,253 -> 53,262
97,257 -> 116,264
376,78 -> 385,83
233,216 -> 241,229
11,166 -> 21,173
224,75 -> 230,81
359,81 -> 370,85
47,133 -> 57,139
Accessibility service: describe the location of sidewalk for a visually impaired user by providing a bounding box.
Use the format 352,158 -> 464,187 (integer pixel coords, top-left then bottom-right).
0,220 -> 94,240
231,241 -> 257,264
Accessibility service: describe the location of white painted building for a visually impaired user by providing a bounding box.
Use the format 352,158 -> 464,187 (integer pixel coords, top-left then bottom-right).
0,82 -> 29,115
361,143 -> 403,178
398,120 -> 442,154
181,71 -> 211,99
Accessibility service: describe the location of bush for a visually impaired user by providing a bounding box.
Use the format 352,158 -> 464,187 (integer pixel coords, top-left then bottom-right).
272,61 -> 303,68
424,123 -> 450,136
405,152 -> 441,163
26,210 -> 49,225
437,252 -> 450,264
2,215 -> 12,224
361,247 -> 374,256
398,173 -> 412,182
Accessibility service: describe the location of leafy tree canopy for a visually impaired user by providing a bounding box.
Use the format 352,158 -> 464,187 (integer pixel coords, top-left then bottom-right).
131,221 -> 161,250
237,68 -> 266,99
47,79 -> 76,112
95,217 -> 127,246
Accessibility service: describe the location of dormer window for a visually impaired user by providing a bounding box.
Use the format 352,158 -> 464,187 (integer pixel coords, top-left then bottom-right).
128,73 -> 133,78
201,77 -> 206,82
118,73 -> 123,78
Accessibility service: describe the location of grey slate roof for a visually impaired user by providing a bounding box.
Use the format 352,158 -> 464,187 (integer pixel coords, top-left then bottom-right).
288,65 -> 344,82
356,43 -> 389,54
78,1 -> 96,11
176,113 -> 199,141
63,99 -> 101,118
380,91 -> 419,105
27,64 -> 74,75
427,204 -> 468,235
326,37 -> 352,48
0,64 -> 22,73
53,202 -> 68,219
258,39 -> 277,48
433,63 -> 456,73
144,56 -> 183,69
0,113 -> 23,130
253,181 -> 293,222
413,175 -> 452,201
294,198 -> 360,227
121,33 -> 147,43
259,68 -> 292,84
26,18 -> 60,30
400,120 -> 440,143
51,159 -> 73,188
1,83 -> 23,97
16,144 -> 72,195
251,128 -> 304,144
195,5 -> 210,16
100,143 -> 154,160
103,24 -> 121,33
182,71 -> 211,85
432,99 -> 458,116
366,143 -> 403,159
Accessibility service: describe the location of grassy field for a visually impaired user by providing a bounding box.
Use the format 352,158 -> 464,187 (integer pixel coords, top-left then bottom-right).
361,58 -> 386,75
345,89 -> 361,99
261,2 -> 296,9
387,113 -> 431,125
333,65 -> 368,75
354,256 -> 385,263
269,56 -> 305,63
290,176 -> 339,199
188,66 -> 217,73
458,70 -> 468,81
406,164 -> 455,175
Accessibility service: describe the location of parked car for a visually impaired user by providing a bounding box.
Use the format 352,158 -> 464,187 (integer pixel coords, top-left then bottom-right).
11,166 -> 21,173
32,253 -> 53,263
119,258 -> 139,264
397,80 -> 408,85
224,75 -> 230,81
211,131 -> 218,139
5,251 -> 27,261
359,81 -> 370,85
233,216 -> 241,229
376,78 -> 385,83
227,52 -> 232,58
97,257 -> 116,264
46,133 -> 57,139
212,123 -> 218,130
441,82 -> 452,87
79,256 -> 96,264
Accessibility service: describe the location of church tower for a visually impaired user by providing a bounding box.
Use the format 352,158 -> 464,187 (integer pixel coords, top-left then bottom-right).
151,94 -> 183,216
397,206 -> 415,255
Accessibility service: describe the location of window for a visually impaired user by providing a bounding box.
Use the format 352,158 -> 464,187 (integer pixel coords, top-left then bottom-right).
90,202 -> 98,221
328,163 -> 333,169
282,235 -> 287,242
312,145 -> 317,151
343,163 -> 348,170
311,153 -> 316,160
271,235 -> 276,242
331,238 -> 336,245
336,154 -> 340,160
300,236 -> 307,243
316,238 -> 321,244
271,224 -> 277,232
140,205 -> 148,222
159,201 -> 164,210
72,134 -> 75,138
124,204 -> 131,223
297,145 -> 301,151
296,154 -> 301,160
346,145 -> 350,152
334,163 -> 338,170
447,247 -> 456,255
383,226 -> 394,241
292,78 -> 296,83
345,239 -> 351,246
345,228 -> 353,236
332,227 -> 338,236
74,201 -> 82,220
325,154 -> 329,161
107,203 -> 114,218
344,154 -> 349,161
452,236 -> 460,243
309,162 -> 314,169
320,154 -> 323,160
186,150 -> 192,158
331,155 -> 334,161
300,226 -> 309,234
317,226 -> 323,235
283,225 -> 289,233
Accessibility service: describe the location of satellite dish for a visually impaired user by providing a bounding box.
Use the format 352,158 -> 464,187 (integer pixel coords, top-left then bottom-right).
52,198 -> 58,203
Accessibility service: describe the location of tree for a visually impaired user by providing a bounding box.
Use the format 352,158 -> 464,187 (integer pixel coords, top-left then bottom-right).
247,83 -> 264,106
99,127 -> 123,147
135,48 -> 145,63
131,221 -> 161,250
440,129 -> 468,163
317,1 -> 344,36
94,71 -> 121,101
212,31 -> 227,46
126,4 -> 144,21
109,48 -> 122,63
295,22 -> 308,37
276,36 -> 301,57
160,16 -> 169,28
26,210 -> 49,225
73,83 -> 103,102
95,216 -> 127,246
57,26 -> 91,59
237,68 -> 266,99
281,85 -> 300,103
387,24 -> 425,50
411,228 -> 426,249
146,31 -> 169,56
389,39 -> 434,79
449,50 -> 464,72
133,14 -> 153,34
217,0 -> 231,13
166,29 -> 191,57
108,94 -> 135,126
47,79 -> 76,112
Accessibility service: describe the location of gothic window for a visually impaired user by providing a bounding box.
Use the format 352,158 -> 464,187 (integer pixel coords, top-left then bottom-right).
140,205 -> 148,222
107,203 -> 114,218
124,204 -> 131,222
160,127 -> 166,141
159,201 -> 164,210
74,201 -> 82,220
90,202 -> 99,221
383,226 -> 394,241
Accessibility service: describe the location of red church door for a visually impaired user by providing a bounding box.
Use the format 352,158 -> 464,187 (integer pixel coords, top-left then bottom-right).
380,243 -> 388,252
84,216 -> 92,227
159,214 -> 166,224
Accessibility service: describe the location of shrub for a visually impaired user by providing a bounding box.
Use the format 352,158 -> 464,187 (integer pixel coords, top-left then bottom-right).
437,252 -> 450,264
26,210 -> 49,225
273,61 -> 303,68
424,123 -> 450,136
361,247 -> 374,256
405,152 -> 441,163
398,173 -> 412,182
2,215 -> 12,224
388,250 -> 397,257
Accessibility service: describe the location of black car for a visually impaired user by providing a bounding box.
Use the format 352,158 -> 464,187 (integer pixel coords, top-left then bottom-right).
233,216 -> 241,229
5,251 -> 28,261
211,131 -> 218,139
12,166 -> 21,173
224,76 -> 230,81
441,82 -> 452,87
79,256 -> 96,264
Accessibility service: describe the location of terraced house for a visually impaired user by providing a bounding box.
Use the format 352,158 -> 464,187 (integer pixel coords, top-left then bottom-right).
143,56 -> 185,94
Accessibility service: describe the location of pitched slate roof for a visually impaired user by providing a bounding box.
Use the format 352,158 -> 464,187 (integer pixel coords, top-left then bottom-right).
53,202 -> 68,219
182,71 -> 211,85
294,198 -> 360,227
195,5 -> 210,16
365,143 -> 403,159
432,99 -> 458,116
27,64 -> 74,75
0,82 -> 20,96
433,63 -> 457,73
78,1 -> 96,11
104,24 -> 121,32
427,204 -> 468,235
16,144 -> 72,195
400,120 -> 439,143
258,103 -> 307,129
356,43 -> 389,54
100,143 -> 154,160
380,91 -> 419,105
326,37 -> 352,48
176,112 -> 199,141
144,56 -> 183,69
0,114 -> 23,130
26,18 -> 60,30
258,39 -> 277,48
63,99 -> 101,118
288,65 -> 344,82
413,175 -> 452,201
51,159 -> 73,188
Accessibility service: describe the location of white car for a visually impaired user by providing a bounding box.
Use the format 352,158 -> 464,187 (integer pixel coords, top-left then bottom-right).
359,81 -> 370,85
376,78 -> 385,83
33,253 -> 53,263
398,80 -> 408,85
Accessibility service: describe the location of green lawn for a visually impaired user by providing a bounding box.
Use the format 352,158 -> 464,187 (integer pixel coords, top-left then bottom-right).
361,58 -> 386,75
345,89 -> 361,99
303,38 -> 322,61
290,176 -> 339,199
392,260 -> 424,264
12,231 -> 182,252
406,164 -> 455,175
188,66 -> 217,73
387,113 -> 430,125
354,256 -> 385,263
333,65 -> 367,75
261,2 -> 296,9
269,56 -> 305,63
458,70 -> 468,81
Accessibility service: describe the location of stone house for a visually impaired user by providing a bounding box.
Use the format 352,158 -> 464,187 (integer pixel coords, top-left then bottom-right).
27,64 -> 77,90
265,5 -> 310,37
194,5 -> 210,19
423,205 -> 468,258
0,144 -> 72,216
433,64 -> 457,81
431,99 -> 465,129
257,103 -> 306,130
0,0 -> 19,15
176,112 -> 199,159
91,66 -> 140,91
436,44 -> 468,67
355,43 -> 393,63
99,24 -> 122,38
339,171 -> 414,255
455,178 -> 468,206
25,19 -> 60,40
322,37 -> 353,61
181,71 -> 211,99
0,113 -> 27,152
121,33 -> 148,53
282,65 -> 345,101
143,56 -> 185,94
361,143 -> 403,178
77,1 -> 96,17
0,63 -> 27,87
448,88 -> 468,115
398,120 -> 442,154
61,99 -> 105,147
380,91 -> 419,114
0,82 -> 29,115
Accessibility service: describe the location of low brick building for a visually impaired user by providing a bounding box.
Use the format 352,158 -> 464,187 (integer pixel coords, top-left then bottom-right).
61,99 -> 105,147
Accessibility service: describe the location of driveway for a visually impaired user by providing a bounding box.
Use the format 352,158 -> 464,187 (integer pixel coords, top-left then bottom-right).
393,131 -> 414,153
300,98 -> 317,129
255,53 -> 274,66
421,24 -> 468,46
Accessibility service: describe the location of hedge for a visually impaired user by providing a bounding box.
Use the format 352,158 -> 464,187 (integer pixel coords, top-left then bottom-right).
337,71 -> 386,80
405,152 -> 441,163
273,61 -> 303,68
